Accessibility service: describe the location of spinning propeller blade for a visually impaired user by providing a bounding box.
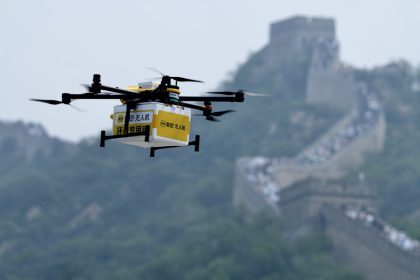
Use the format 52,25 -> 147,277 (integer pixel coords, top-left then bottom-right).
194,109 -> 235,122
243,92 -> 269,96
30,99 -> 63,105
170,76 -> 203,83
147,67 -> 204,83
206,116 -> 220,122
30,98 -> 86,112
147,67 -> 165,76
210,110 -> 236,116
80,84 -> 92,92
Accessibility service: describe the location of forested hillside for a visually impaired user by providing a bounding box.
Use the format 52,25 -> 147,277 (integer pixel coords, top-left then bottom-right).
2,43 -> 420,278
0,49 -> 361,280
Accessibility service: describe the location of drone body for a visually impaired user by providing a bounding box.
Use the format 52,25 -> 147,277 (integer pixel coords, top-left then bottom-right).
31,73 -> 263,157
110,102 -> 192,151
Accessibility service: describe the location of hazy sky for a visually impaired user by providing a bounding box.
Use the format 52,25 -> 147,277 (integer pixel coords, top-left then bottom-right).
1,0 -> 419,141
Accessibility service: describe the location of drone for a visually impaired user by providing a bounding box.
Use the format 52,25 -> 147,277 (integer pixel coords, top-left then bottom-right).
31,73 -> 263,157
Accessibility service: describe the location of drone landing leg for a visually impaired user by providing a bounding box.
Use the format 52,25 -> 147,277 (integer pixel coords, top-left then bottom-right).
149,135 -> 200,157
189,135 -> 200,152
150,148 -> 156,157
99,125 -> 151,148
100,130 -> 106,147
149,146 -> 177,157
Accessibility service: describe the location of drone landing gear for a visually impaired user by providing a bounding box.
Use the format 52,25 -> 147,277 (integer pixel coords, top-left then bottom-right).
150,135 -> 200,157
100,125 -> 151,147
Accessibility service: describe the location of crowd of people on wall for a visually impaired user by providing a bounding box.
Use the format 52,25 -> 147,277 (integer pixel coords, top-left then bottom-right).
313,37 -> 339,70
238,157 -> 280,205
344,207 -> 420,254
238,73 -> 420,259
239,155 -> 420,254
295,84 -> 382,167
239,83 -> 383,206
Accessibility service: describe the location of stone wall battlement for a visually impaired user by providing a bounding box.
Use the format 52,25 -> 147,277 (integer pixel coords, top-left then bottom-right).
323,206 -> 420,280
270,16 -> 335,52
280,180 -> 375,206
232,15 -> 417,280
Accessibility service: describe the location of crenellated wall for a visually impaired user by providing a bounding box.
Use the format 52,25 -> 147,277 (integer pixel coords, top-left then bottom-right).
269,16 -> 335,56
272,111 -> 386,189
232,15 -> 418,279
233,166 -> 280,217
323,206 -> 420,280
233,172 -> 420,279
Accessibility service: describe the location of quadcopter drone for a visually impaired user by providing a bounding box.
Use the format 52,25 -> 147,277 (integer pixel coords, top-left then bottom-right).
31,73 -> 263,157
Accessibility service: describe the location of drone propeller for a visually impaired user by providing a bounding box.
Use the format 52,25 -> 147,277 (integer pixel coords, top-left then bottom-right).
170,76 -> 203,83
206,90 -> 268,96
210,110 -> 236,116
206,115 -> 220,122
30,98 -> 86,111
30,92 -> 95,105
68,104 -> 86,112
80,84 -> 92,92
147,67 -> 165,76
195,109 -> 235,122
30,98 -> 65,105
147,67 -> 204,84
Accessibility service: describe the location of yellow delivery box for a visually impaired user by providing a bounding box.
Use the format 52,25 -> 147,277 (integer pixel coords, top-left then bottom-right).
112,102 -> 191,148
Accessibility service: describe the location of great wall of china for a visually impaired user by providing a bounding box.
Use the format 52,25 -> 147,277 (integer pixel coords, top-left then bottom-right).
233,16 -> 420,280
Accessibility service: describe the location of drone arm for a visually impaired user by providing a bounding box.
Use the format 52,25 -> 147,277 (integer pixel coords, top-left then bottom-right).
180,102 -> 207,112
61,93 -> 144,104
179,95 -> 244,102
99,85 -> 139,96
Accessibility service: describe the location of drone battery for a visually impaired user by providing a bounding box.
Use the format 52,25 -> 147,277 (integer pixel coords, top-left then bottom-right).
111,102 -> 191,148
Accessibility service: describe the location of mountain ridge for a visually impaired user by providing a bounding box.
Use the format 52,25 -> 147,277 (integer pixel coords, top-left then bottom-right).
1,15 -> 420,279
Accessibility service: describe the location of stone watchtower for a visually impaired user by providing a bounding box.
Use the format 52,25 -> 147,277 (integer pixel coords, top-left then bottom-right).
268,16 -> 357,112
269,16 -> 336,56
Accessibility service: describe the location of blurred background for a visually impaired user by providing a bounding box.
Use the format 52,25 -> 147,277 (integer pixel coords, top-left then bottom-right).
1,1 -> 420,279
1,0 -> 419,140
